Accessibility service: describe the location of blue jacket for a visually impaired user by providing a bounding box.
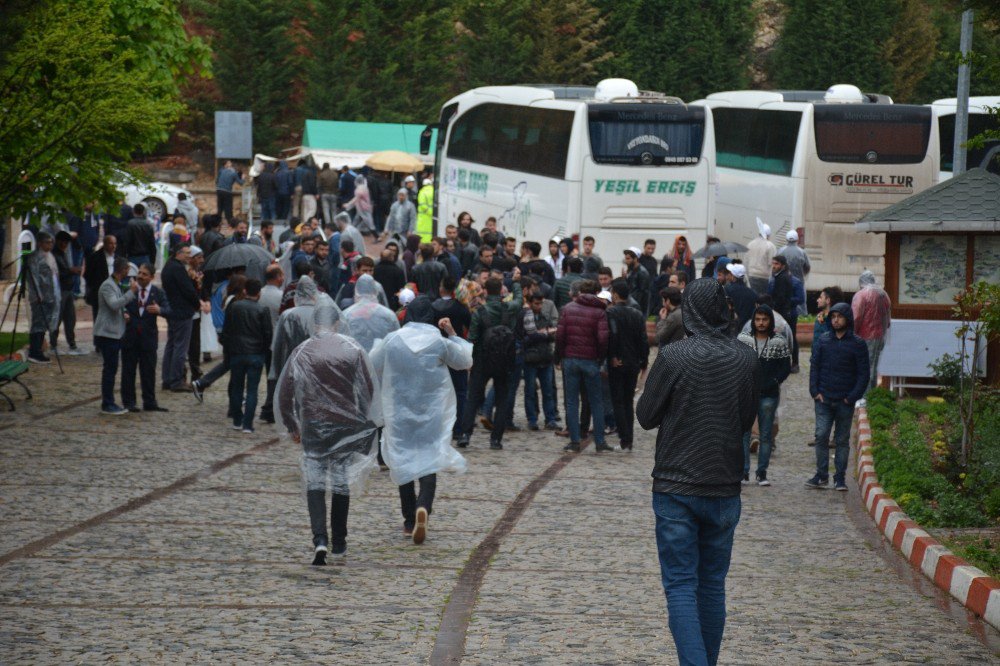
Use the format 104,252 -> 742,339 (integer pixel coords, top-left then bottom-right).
809,303 -> 870,404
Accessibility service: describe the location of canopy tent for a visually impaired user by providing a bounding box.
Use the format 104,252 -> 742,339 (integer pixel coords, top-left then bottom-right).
300,119 -> 437,170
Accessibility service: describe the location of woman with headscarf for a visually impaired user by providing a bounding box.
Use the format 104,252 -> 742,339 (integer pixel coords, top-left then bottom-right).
277,302 -> 381,564
345,175 -> 375,236
369,296 -> 473,544
342,275 -> 400,353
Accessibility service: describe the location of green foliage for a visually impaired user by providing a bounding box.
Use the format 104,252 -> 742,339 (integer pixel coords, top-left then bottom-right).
929,352 -> 963,393
196,0 -> 298,153
455,0 -> 534,88
598,0 -> 756,100
528,0 -> 610,84
0,0 -> 198,218
941,535 -> 1000,578
774,0 -> 900,94
913,2 -> 1000,102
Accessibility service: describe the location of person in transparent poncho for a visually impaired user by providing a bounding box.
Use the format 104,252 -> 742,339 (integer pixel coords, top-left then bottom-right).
369,296 -> 473,544
341,274 -> 399,353
276,302 -> 380,565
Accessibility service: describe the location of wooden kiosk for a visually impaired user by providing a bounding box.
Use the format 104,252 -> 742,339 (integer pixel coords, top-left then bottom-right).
855,168 -> 1000,388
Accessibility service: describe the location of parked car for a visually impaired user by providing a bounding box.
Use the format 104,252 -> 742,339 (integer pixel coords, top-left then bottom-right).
116,177 -> 195,221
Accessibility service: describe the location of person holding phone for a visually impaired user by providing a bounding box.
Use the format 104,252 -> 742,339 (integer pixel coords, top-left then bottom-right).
93,256 -> 137,415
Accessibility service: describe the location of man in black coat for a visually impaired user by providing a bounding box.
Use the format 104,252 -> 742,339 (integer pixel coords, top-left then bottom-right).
161,243 -> 201,391
122,203 -> 156,267
84,234 -> 119,321
606,279 -> 649,451
122,263 -> 169,412
373,248 -> 406,310
768,255 -> 795,332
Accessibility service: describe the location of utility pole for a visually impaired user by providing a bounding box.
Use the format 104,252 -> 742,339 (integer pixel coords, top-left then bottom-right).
953,9 -> 974,176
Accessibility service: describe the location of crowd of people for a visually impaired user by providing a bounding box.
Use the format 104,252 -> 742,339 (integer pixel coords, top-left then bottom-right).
19,182 -> 896,664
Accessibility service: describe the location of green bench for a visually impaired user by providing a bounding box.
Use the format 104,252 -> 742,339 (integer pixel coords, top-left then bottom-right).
0,359 -> 31,410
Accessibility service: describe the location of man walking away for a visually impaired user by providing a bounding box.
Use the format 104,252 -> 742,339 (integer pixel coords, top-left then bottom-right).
806,303 -> 868,491
84,235 -> 118,322
317,163 -> 340,224
370,300 -> 473,544
411,243 -> 448,301
94,257 -> 137,414
556,279 -> 610,453
122,263 -> 169,413
277,302 -> 380,564
433,276 -> 473,441
607,280 -> 648,451
553,257 -> 585,310
255,162 -> 278,222
221,279 -> 272,433
636,278 -> 758,666
723,263 -> 756,332
738,305 -> 790,486
216,160 -> 243,224
456,273 -> 522,450
746,223 -> 776,295
161,243 -> 200,392
851,270 -> 891,393
123,204 -> 156,268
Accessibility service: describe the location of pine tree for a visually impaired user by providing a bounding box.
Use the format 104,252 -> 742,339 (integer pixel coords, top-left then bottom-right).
884,0 -> 939,102
455,0 -> 534,88
527,0 -> 610,84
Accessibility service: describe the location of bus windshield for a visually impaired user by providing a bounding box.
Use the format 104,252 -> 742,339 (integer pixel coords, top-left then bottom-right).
588,104 -> 704,166
938,113 -> 1000,171
814,105 -> 931,164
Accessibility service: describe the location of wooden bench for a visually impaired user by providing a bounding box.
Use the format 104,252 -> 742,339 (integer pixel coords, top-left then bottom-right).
0,359 -> 31,410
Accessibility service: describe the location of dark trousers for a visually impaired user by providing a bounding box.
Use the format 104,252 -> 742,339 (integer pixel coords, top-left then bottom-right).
94,336 -> 121,409
608,365 -> 640,446
449,368 -> 468,437
199,356 -> 230,389
122,346 -> 157,409
307,491 -> 349,549
188,319 -> 202,381
399,474 -> 437,530
29,332 -> 45,358
276,193 -> 291,221
229,353 -> 264,430
461,364 -> 510,442
162,318 -> 193,389
260,378 -> 277,422
51,290 -> 76,349
217,190 -> 234,223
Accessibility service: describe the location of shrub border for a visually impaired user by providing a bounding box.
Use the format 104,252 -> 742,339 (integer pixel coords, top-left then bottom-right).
854,406 -> 1000,630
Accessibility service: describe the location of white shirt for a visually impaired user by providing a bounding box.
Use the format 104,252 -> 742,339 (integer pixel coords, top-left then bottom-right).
105,252 -> 115,278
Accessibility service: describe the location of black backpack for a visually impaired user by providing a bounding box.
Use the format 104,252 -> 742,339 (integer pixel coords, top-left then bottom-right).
478,306 -> 516,375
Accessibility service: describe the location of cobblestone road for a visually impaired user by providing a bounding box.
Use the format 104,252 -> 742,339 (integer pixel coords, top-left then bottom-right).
1,345 -> 998,664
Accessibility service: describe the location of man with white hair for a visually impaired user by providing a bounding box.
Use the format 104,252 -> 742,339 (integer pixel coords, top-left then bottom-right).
778,230 -> 811,284
851,270 -> 892,393
745,223 -> 776,296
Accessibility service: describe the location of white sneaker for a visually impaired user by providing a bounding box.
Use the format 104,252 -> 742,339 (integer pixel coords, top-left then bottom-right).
66,347 -> 87,356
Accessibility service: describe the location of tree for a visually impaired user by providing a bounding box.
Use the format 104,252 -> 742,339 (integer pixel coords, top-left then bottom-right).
197,0 -> 299,153
455,0 -> 534,89
0,0 -> 203,219
597,0 -> 756,101
773,0 -> 899,94
884,0 -> 940,101
527,0 -> 610,84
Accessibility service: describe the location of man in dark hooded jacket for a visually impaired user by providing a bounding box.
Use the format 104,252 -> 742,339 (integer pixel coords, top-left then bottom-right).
636,277 -> 758,666
806,302 -> 869,491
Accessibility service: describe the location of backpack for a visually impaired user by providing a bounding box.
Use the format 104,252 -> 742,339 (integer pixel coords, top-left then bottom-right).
477,306 -> 516,375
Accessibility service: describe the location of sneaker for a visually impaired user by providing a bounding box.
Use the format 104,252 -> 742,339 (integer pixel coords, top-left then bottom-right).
66,347 -> 87,356
456,435 -> 470,449
101,405 -> 128,415
594,443 -> 614,453
544,422 -> 560,431
563,442 -> 581,453
191,381 -> 204,404
489,440 -> 503,450
855,398 -> 867,408
528,423 -> 540,431
312,544 -> 328,566
403,524 -> 414,538
242,428 -> 254,434
620,442 -> 633,451
231,424 -> 242,431
27,354 -> 51,364
413,507 -> 428,545
144,406 -> 169,412
604,426 -> 617,435
756,471 -> 771,487
170,383 -> 194,393
479,415 -> 494,431
805,475 -> 829,489
126,406 -> 141,413
742,473 -> 750,485
834,480 -> 848,492
329,543 -> 347,561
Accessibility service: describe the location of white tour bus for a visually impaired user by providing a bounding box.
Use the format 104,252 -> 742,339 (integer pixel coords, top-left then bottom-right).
695,85 -> 939,291
930,96 -> 1000,181
420,79 -> 716,257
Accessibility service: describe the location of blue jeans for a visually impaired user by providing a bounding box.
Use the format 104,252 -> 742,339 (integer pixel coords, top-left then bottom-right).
523,364 -> 557,426
94,336 -> 121,410
229,354 -> 264,431
653,492 -> 741,666
814,399 -> 854,483
71,246 -> 84,295
259,196 -> 276,221
484,355 -> 523,424
449,367 -> 468,438
563,357 -> 605,445
742,395 -> 779,476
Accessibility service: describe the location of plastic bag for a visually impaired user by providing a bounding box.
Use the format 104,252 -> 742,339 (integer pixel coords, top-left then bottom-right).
200,313 -> 220,354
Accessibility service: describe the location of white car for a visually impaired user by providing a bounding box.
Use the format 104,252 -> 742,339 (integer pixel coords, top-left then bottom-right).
117,179 -> 195,221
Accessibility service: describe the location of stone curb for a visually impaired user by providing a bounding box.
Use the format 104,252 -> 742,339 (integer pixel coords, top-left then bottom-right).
853,407 -> 1000,630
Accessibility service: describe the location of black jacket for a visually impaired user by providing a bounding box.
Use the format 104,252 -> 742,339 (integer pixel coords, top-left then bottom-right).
625,264 -> 651,314
725,280 -> 757,331
769,268 -> 794,317
432,297 -> 472,339
161,257 -> 200,320
84,250 -> 114,306
199,229 -> 225,258
411,260 -> 448,301
256,170 -> 277,199
373,260 -> 406,310
123,217 -> 156,258
606,302 -> 649,369
123,284 -> 167,351
637,278 -> 759,497
220,299 -> 272,356
809,303 -> 870,404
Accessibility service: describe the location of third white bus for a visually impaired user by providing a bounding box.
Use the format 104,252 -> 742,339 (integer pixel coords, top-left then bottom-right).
931,96 -> 1000,181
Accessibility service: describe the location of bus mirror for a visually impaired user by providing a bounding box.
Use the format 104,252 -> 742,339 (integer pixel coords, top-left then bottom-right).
420,125 -> 435,155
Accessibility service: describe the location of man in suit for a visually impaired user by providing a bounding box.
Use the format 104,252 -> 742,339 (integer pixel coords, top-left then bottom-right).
122,263 -> 169,413
84,235 -> 118,322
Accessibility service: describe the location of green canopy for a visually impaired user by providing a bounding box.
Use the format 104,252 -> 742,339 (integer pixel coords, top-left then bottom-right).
302,119 -> 437,154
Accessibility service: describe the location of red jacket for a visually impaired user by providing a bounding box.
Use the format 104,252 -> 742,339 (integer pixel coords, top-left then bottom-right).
556,294 -> 609,361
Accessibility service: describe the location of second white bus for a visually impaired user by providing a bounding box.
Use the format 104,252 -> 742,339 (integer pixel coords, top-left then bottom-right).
931,96 -> 1000,181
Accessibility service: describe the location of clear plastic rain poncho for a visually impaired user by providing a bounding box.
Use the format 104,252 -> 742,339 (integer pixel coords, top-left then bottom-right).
341,275 -> 399,352
275,303 -> 382,495
269,276 -> 343,380
369,297 -> 474,485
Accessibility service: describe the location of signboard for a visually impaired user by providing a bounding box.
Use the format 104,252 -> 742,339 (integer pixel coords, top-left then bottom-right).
215,111 -> 253,159
880,319 -> 985,379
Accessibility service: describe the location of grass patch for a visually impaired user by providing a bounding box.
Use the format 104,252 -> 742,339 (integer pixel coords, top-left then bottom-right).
0,331 -> 29,354
939,534 -> 1000,579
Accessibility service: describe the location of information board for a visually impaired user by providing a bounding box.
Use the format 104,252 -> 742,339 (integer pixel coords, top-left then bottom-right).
215,111 -> 253,159
880,319 -> 986,379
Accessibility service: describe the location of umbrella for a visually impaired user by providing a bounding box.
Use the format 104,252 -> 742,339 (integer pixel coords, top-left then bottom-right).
692,240 -> 749,259
202,242 -> 275,282
365,150 -> 424,173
